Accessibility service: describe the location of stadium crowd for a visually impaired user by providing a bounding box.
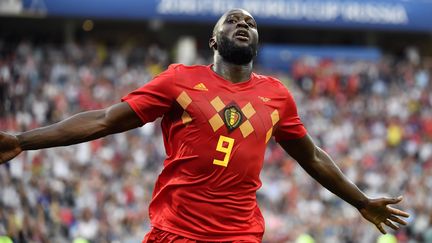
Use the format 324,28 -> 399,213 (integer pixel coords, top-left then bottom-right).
0,40 -> 431,243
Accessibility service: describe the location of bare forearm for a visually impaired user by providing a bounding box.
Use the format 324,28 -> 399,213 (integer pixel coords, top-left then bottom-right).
280,135 -> 409,233
17,110 -> 111,150
16,103 -> 142,151
280,135 -> 369,209
303,147 -> 368,209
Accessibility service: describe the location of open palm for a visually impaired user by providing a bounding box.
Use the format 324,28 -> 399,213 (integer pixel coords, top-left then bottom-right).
359,196 -> 409,234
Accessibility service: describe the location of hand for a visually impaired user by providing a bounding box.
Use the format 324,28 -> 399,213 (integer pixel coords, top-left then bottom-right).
0,131 -> 22,164
359,196 -> 410,234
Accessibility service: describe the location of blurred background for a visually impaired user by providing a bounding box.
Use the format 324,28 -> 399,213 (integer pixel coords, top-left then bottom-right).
1,0 -> 432,242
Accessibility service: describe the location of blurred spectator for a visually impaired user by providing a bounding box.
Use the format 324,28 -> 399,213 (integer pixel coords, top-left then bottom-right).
0,39 -> 431,242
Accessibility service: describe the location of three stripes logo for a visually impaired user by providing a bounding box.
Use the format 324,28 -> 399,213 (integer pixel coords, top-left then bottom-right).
193,83 -> 208,91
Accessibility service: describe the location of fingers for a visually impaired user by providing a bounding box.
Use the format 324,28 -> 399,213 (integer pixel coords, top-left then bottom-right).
384,196 -> 410,218
389,215 -> 408,226
388,206 -> 410,218
385,196 -> 403,205
367,195 -> 409,234
379,211 -> 409,234
376,223 -> 387,234
384,219 -> 399,230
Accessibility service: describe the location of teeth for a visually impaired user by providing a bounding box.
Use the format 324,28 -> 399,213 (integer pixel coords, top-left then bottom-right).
237,32 -> 247,37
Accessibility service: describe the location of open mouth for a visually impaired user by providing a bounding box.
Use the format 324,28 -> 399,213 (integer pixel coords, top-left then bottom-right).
234,29 -> 249,41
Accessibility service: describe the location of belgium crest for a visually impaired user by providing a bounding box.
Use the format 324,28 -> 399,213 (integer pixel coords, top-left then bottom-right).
223,105 -> 243,131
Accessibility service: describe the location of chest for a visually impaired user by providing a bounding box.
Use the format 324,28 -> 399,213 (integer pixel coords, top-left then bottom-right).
172,79 -> 282,141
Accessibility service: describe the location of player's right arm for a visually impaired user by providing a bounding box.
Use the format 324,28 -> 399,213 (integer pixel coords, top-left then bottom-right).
0,102 -> 142,164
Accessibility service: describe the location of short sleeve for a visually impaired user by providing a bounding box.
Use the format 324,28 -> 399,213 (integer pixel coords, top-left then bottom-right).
273,89 -> 307,142
121,65 -> 177,124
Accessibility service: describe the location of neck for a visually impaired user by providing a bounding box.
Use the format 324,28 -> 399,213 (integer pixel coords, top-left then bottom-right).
212,54 -> 253,83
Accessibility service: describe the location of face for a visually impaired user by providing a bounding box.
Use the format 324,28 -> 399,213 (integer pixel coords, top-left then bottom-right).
211,9 -> 259,65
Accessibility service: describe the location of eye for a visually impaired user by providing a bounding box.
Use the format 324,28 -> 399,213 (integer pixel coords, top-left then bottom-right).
227,19 -> 237,24
247,22 -> 256,28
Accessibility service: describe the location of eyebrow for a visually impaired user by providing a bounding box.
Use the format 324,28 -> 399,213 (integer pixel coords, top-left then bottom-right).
226,13 -> 256,22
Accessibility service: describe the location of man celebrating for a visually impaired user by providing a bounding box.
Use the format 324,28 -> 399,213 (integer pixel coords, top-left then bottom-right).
0,9 -> 409,242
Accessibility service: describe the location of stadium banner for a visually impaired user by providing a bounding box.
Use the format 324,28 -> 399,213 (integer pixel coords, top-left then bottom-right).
19,0 -> 432,31
257,45 -> 382,70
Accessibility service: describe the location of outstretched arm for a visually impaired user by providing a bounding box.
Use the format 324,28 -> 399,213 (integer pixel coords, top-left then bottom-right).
279,134 -> 409,234
0,102 -> 142,163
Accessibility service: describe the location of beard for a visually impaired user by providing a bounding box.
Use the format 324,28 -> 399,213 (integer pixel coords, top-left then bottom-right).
217,35 -> 257,65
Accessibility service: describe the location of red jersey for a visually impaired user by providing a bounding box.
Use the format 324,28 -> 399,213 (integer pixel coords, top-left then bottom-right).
122,64 -> 306,241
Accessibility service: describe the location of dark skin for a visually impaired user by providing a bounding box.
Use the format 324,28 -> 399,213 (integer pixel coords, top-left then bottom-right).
209,9 -> 258,83
0,8 -> 408,236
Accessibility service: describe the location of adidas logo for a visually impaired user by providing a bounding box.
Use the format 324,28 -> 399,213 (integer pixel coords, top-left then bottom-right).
193,83 -> 208,91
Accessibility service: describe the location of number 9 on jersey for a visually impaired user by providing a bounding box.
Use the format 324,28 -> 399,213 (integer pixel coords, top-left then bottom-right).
213,135 -> 235,167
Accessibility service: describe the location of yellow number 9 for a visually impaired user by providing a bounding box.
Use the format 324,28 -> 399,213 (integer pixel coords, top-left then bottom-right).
213,135 -> 235,167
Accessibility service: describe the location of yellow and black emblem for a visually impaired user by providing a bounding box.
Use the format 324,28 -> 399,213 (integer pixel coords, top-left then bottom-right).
223,106 -> 243,131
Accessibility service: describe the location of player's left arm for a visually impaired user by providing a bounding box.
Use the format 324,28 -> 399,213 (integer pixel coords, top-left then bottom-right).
278,134 -> 410,234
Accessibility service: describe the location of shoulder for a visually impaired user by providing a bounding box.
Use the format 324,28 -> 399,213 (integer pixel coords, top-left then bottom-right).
167,63 -> 209,73
253,72 -> 291,96
162,64 -> 211,90
157,64 -> 209,82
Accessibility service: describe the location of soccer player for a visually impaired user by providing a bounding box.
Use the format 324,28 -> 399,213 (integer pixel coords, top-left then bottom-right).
0,8 -> 409,242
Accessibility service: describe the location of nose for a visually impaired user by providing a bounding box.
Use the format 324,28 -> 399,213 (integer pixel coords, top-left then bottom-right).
236,19 -> 249,29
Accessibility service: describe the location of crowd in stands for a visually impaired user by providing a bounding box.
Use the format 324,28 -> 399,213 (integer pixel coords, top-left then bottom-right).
0,39 -> 431,243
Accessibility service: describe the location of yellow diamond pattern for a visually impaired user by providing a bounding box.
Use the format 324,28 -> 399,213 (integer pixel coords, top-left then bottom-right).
181,111 -> 192,125
242,102 -> 256,119
177,91 -> 192,109
271,110 -> 279,125
209,114 -> 224,132
210,96 -> 225,112
176,91 -> 280,141
239,120 -> 254,138
265,128 -> 273,143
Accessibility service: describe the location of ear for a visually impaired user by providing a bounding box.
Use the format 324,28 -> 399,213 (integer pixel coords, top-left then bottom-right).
209,37 -> 217,50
